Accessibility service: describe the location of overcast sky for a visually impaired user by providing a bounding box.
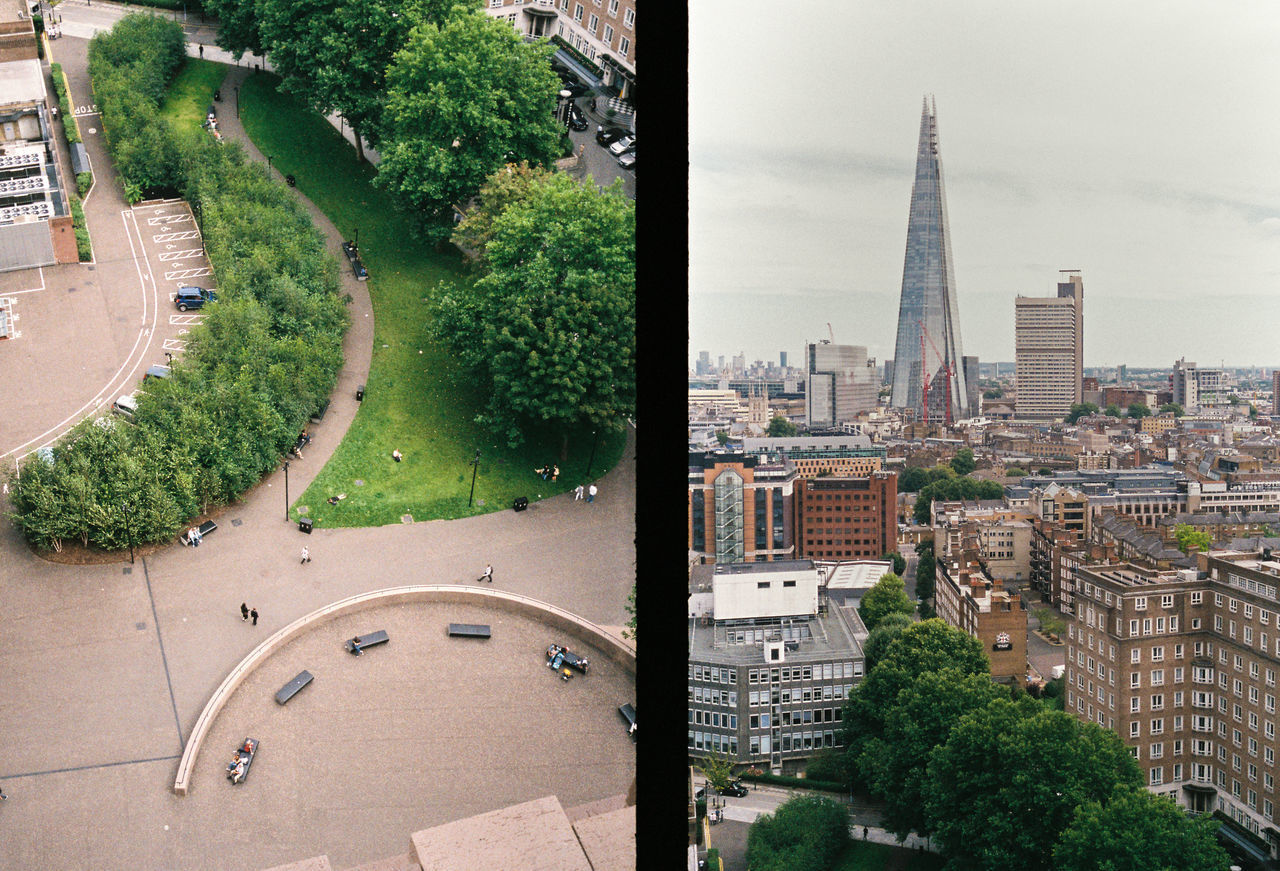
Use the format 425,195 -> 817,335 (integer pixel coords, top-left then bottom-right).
689,2 -> 1280,371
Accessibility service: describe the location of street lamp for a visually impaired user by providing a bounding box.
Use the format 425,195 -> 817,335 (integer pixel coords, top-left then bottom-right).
282,460 -> 290,521
468,449 -> 481,508
234,85 -> 239,119
266,154 -> 273,176
354,226 -> 359,249
121,503 -> 135,564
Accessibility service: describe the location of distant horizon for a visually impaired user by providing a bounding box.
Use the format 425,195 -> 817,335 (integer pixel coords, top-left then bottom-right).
686,353 -> 1280,375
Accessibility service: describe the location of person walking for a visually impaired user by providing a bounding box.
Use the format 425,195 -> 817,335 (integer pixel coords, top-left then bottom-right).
478,564 -> 494,583
301,546 -> 311,564
588,483 -> 598,503
574,484 -> 584,501
198,43 -> 204,58
251,608 -> 259,626
240,602 -> 249,622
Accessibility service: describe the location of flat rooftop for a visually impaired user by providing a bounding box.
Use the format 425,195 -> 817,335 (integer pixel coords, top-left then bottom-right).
688,603 -> 863,665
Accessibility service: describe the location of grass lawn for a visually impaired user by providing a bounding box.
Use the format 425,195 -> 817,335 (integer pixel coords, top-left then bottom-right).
235,71 -> 626,526
831,841 -> 946,871
158,58 -> 227,131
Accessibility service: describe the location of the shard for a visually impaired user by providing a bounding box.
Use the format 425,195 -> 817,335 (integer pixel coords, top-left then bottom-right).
889,96 -> 970,423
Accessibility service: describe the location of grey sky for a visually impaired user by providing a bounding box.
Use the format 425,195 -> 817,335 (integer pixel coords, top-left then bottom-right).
689,2 -> 1280,370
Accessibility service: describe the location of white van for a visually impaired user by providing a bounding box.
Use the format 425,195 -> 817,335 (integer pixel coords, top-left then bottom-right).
111,394 -> 138,421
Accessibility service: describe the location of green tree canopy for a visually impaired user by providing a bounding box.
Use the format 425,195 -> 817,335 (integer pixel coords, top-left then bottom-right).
914,539 -> 936,604
431,171 -> 634,451
858,572 -> 913,631
924,698 -> 1143,871
950,447 -> 976,476
862,612 -> 913,672
767,416 -> 798,437
1065,402 -> 1099,423
1173,522 -> 1213,555
859,668 -> 1005,839
1128,402 -> 1152,419
983,387 -> 1002,399
882,550 -> 907,575
452,160 -> 553,266
1158,402 -> 1184,417
377,8 -> 563,238
1053,783 -> 1231,871
913,475 -> 1004,525
714,429 -> 729,446
746,795 -> 850,871
1104,403 -> 1123,418
700,751 -> 737,790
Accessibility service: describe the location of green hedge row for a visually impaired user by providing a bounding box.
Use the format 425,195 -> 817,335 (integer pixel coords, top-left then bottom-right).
49,63 -> 80,144
738,772 -> 849,794
7,14 -> 348,553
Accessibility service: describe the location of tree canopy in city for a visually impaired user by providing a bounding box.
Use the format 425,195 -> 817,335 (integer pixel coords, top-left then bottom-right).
767,416 -> 798,437
1158,402 -> 1184,417
1065,402 -> 1099,423
924,698 -> 1143,871
430,171 -> 633,451
746,795 -> 850,871
913,475 -> 1004,525
950,447 -> 976,475
1128,402 -> 1152,419
857,572 -> 913,631
377,8 -> 563,238
1173,522 -> 1213,555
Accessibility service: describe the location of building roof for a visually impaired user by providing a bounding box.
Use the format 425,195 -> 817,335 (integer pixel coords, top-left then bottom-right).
820,560 -> 892,592
688,601 -> 865,665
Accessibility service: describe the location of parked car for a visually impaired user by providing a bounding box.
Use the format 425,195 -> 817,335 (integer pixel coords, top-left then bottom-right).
568,103 -> 589,131
174,285 -> 216,311
717,780 -> 748,798
608,135 -> 636,156
111,394 -> 138,421
616,150 -> 635,170
144,364 -> 171,381
596,125 -> 627,146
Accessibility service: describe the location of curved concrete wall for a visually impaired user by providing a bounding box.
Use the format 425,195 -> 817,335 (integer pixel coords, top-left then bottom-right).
173,585 -> 635,795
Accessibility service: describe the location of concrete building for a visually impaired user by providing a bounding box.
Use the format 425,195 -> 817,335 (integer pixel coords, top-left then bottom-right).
486,0 -> 635,101
1014,272 -> 1084,420
934,538 -> 1029,683
805,342 -> 878,428
933,501 -> 1032,584
889,97 -> 971,424
792,473 -> 897,562
741,435 -> 886,479
688,452 -> 796,565
1066,551 -> 1280,865
1172,358 -> 1228,414
687,560 -> 867,774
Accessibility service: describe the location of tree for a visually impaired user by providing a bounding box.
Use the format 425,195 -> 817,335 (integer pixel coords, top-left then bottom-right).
882,551 -> 907,575
1053,783 -> 1231,871
1033,606 -> 1065,639
897,466 -> 929,493
983,387 -> 1002,399
746,795 -> 850,871
430,172 -> 634,452
924,698 -> 1143,871
802,747 -> 850,786
452,159 -> 553,264
1065,402 -> 1099,423
714,429 -> 729,446
700,751 -> 737,790
859,669 -> 1005,839
1158,402 -> 1184,417
914,475 -> 1004,525
1128,402 -> 1151,419
858,572 -> 913,631
1104,403 -> 1123,418
914,539 -> 936,604
1005,466 -> 1027,477
767,416 -> 798,437
1173,522 -> 1213,555
862,612 -> 913,672
377,8 -> 563,239
950,447 -> 976,476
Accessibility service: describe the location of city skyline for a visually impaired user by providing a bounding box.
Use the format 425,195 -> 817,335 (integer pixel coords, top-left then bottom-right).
690,2 -> 1280,369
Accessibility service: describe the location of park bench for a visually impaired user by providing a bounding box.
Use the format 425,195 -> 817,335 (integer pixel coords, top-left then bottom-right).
274,670 -> 313,705
341,241 -> 368,280
345,629 -> 389,655
618,703 -> 637,738
180,519 -> 217,546
448,623 -> 491,639
310,399 -> 330,424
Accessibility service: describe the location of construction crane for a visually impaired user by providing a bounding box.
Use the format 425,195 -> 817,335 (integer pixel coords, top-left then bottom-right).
918,319 -> 955,425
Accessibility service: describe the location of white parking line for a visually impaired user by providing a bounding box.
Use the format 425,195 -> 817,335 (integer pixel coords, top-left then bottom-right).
158,249 -> 205,261
147,214 -> 193,225
153,230 -> 200,242
163,267 -> 213,280
162,339 -> 187,351
170,314 -> 204,326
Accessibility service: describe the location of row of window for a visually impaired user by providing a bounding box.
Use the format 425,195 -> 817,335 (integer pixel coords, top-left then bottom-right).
749,686 -> 850,706
689,686 -> 736,707
746,707 -> 841,730
690,664 -> 737,684
689,709 -> 738,730
689,732 -> 738,755
748,663 -> 858,683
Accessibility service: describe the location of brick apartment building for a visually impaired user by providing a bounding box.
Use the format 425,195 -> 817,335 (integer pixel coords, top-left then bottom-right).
934,536 -> 1028,683
792,472 -> 897,561
1067,550 -> 1280,864
486,0 -> 635,101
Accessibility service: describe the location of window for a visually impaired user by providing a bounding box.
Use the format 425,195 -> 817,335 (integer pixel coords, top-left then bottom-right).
1135,596 -> 1147,611
618,35 -> 629,57
1192,591 -> 1202,605
1152,646 -> 1164,662
1152,670 -> 1164,686
574,4 -> 584,22
1130,721 -> 1141,738
623,7 -> 634,27
1162,594 -> 1174,608
588,13 -> 598,32
608,0 -> 618,13
1131,648 -> 1141,664
603,23 -> 613,42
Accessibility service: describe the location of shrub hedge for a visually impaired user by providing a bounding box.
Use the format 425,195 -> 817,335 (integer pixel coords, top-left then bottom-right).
7,14 -> 348,552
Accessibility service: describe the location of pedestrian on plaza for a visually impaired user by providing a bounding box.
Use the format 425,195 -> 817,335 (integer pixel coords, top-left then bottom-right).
588,483 -> 597,503
301,546 -> 311,564
0,785 -> 7,800
251,608 -> 259,626
574,484 -> 584,501
863,826 -> 868,840
478,564 -> 494,583
198,43 -> 204,58
240,602 -> 249,622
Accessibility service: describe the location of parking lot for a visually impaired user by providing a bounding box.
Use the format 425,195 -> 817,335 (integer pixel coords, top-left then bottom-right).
0,199 -> 214,462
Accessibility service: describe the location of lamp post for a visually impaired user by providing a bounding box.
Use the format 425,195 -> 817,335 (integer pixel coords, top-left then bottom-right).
164,351 -> 173,365
354,226 -> 359,249
266,154 -> 273,176
121,503 -> 135,565
282,460 -> 290,521
234,85 -> 239,119
468,449 -> 481,508
585,429 -> 599,478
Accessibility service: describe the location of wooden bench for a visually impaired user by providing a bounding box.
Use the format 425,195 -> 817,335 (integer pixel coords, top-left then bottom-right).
448,623 -> 491,639
180,519 -> 218,546
345,629 -> 389,655
274,670 -> 313,705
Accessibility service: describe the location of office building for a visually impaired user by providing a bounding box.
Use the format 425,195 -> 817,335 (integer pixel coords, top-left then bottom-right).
1172,358 -> 1228,414
962,355 -> 980,418
1015,272 -> 1084,420
792,472 -> 897,561
742,435 -> 885,479
779,351 -> 788,370
888,97 -> 971,424
1066,551 -> 1280,865
1273,371 -> 1280,413
805,342 -> 878,428
688,560 -> 866,774
688,452 -> 796,564
486,0 -> 635,101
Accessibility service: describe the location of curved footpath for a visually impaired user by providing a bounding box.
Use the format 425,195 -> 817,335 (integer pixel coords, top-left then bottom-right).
0,34 -> 637,871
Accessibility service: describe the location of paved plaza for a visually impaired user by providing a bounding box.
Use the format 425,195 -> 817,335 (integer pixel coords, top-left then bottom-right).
0,24 -> 637,871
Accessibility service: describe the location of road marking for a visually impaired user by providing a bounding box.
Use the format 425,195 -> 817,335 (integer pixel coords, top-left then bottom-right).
148,214 -> 192,226
162,339 -> 187,351
153,230 -> 199,242
163,267 -> 212,280
170,314 -> 203,325
158,249 -> 204,261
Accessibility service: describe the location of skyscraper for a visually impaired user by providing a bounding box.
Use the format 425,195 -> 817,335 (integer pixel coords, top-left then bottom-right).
889,97 -> 970,423
806,342 -> 877,428
1014,271 -> 1084,420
